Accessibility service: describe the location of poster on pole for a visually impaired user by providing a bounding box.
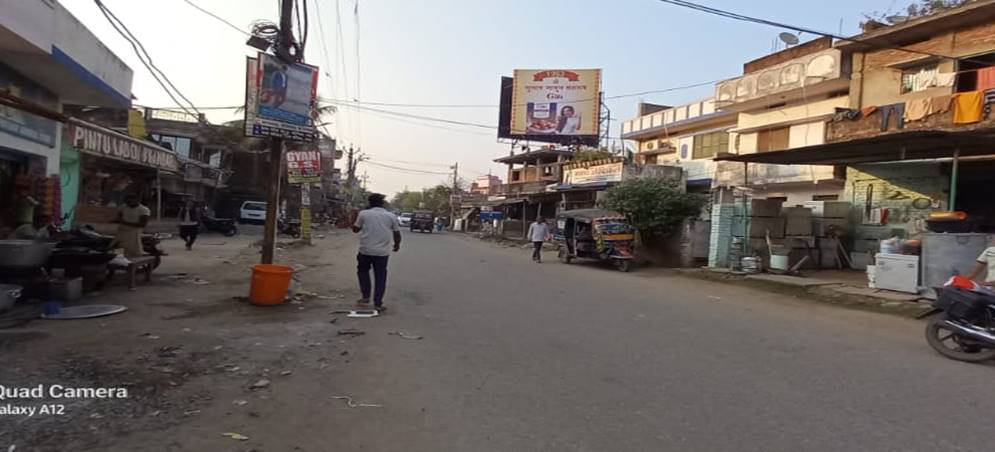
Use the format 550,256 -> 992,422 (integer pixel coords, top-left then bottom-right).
286,148 -> 322,184
501,69 -> 601,145
244,54 -> 319,141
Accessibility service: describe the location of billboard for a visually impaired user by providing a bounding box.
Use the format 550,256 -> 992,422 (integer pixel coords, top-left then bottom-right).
244,54 -> 319,141
286,147 -> 322,184
563,162 -> 623,185
498,69 -> 601,146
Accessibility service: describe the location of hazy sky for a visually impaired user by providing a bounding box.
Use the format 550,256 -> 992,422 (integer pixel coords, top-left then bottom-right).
64,0 -> 899,195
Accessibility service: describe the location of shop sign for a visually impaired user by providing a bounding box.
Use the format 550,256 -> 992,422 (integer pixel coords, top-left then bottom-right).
244,55 -> 319,142
0,64 -> 58,147
286,149 -> 322,184
68,121 -> 179,172
563,162 -> 623,185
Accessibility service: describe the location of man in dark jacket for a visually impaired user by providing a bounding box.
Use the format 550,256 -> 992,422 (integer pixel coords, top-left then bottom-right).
178,200 -> 202,250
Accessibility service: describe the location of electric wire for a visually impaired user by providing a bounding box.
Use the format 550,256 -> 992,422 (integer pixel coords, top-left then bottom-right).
181,0 -> 250,36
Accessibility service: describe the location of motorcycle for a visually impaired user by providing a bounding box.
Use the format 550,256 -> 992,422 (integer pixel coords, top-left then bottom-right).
201,215 -> 238,236
62,225 -> 166,269
922,280 -> 995,363
278,216 -> 301,238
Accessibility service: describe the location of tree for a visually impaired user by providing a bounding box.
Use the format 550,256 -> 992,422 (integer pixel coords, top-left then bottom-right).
599,177 -> 707,236
391,182 -> 458,214
862,0 -> 973,29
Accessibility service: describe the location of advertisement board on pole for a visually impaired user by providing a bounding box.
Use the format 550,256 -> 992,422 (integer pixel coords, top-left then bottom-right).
286,148 -> 322,184
562,162 -> 624,185
244,55 -> 319,141
498,69 -> 601,146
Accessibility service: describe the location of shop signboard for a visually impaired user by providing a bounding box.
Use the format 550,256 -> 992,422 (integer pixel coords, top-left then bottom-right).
498,69 -> 601,146
563,162 -> 623,185
244,55 -> 319,142
67,120 -> 179,172
0,64 -> 57,147
286,148 -> 322,184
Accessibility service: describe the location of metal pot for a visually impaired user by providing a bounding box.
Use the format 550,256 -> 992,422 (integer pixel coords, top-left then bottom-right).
0,240 -> 56,269
0,284 -> 21,312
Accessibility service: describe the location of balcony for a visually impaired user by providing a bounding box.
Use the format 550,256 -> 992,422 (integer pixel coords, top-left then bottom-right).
622,97 -> 734,141
715,48 -> 848,112
498,180 -> 555,197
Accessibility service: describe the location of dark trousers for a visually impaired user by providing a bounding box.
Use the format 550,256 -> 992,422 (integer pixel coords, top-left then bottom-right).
357,254 -> 389,306
532,241 -> 543,261
880,103 -> 905,131
179,225 -> 199,248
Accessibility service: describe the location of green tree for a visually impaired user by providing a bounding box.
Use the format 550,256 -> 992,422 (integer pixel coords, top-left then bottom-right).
599,177 -> 707,236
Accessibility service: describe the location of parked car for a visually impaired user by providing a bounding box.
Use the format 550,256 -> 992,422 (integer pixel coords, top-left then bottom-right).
411,211 -> 434,233
398,212 -> 413,228
239,201 -> 267,223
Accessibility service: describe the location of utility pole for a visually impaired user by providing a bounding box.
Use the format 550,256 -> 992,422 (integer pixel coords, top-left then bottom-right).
450,162 -> 459,229
260,0 -> 296,264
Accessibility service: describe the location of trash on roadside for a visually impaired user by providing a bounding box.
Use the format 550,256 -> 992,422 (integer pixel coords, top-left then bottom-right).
331,309 -> 379,318
337,329 -> 365,337
233,399 -> 248,406
279,370 -> 293,376
332,395 -> 382,408
42,305 -> 127,320
249,379 -> 270,389
388,331 -> 423,340
328,316 -> 338,324
183,409 -> 200,416
157,345 -> 181,358
142,333 -> 160,340
222,432 -> 249,441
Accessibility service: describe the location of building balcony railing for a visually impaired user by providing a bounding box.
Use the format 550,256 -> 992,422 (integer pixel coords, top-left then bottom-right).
497,180 -> 555,197
715,48 -> 847,110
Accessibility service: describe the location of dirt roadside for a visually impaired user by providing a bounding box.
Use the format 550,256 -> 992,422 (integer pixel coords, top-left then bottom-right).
0,228 -> 369,451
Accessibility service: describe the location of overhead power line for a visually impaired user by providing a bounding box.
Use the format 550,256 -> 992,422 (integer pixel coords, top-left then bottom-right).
181,0 -> 250,36
364,160 -> 452,175
654,0 -> 987,64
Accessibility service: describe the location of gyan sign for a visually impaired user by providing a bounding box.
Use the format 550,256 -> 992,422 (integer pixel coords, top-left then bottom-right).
68,121 -> 179,172
286,149 -> 321,184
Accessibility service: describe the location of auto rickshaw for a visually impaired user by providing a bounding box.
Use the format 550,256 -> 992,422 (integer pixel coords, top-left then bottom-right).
553,209 -> 636,272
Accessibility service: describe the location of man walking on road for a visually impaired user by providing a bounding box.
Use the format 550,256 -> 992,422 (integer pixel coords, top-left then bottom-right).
528,216 -> 550,263
352,193 -> 401,312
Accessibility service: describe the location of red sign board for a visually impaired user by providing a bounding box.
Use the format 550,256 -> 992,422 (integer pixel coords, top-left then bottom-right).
286,149 -> 321,184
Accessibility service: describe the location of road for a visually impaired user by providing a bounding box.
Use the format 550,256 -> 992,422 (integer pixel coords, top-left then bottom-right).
318,230 -> 995,452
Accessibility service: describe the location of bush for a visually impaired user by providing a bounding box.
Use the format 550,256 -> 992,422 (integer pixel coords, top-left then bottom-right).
599,177 -> 707,236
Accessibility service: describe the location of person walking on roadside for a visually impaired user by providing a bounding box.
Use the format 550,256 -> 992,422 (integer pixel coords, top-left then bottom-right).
528,216 -> 550,263
115,194 -> 150,258
352,193 -> 401,312
177,200 -> 201,250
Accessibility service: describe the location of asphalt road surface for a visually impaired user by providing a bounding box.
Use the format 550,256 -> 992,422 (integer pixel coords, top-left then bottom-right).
323,230 -> 994,452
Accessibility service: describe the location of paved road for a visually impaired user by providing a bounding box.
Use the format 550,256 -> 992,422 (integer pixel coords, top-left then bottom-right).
324,231 -> 994,452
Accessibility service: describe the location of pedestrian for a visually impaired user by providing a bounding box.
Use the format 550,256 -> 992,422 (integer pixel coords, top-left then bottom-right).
435,216 -> 445,233
115,194 -> 150,258
351,193 -> 401,312
177,200 -> 201,250
528,216 -> 550,263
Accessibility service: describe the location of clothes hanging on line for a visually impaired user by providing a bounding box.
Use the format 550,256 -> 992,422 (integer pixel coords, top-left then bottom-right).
977,67 -> 995,92
935,72 -> 957,87
860,105 -> 878,117
930,94 -> 952,114
952,91 -> 984,124
879,103 -> 905,131
904,98 -> 931,122
983,89 -> 995,118
833,108 -> 860,122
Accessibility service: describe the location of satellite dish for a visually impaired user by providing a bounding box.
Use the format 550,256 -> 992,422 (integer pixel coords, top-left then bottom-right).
886,15 -> 909,24
779,32 -> 800,46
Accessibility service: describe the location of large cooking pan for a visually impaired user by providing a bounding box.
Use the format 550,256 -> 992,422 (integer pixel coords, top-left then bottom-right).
0,240 -> 56,269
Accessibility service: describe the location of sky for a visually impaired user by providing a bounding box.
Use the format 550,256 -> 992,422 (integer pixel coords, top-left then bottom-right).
63,0 -> 902,196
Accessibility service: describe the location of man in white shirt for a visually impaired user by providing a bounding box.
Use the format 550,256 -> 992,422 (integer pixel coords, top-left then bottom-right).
966,246 -> 995,286
528,217 -> 550,263
352,193 -> 401,311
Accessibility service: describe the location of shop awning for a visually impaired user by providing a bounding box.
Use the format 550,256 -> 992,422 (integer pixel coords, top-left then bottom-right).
553,181 -> 612,191
66,118 -> 180,172
713,131 -> 995,165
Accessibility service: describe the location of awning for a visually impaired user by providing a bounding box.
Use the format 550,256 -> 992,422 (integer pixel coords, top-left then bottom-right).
713,131 -> 995,165
553,181 -> 612,192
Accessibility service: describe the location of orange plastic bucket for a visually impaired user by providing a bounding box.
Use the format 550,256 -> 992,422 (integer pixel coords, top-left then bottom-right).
249,264 -> 294,306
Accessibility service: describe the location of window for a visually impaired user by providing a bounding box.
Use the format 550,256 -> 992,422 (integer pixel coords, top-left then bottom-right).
757,127 -> 790,153
151,134 -> 192,158
692,132 -> 729,159
812,194 -> 839,201
901,65 -> 938,93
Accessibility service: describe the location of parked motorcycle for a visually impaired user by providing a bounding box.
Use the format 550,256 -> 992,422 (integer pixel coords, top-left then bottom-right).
923,283 -> 995,363
201,215 -> 238,236
63,225 -> 166,269
278,216 -> 301,238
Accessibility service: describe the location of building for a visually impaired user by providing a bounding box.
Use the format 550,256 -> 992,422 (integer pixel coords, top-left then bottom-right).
1,0 -> 134,234
622,98 -> 737,191
492,146 -> 573,236
470,174 -> 502,196
712,36 -> 849,204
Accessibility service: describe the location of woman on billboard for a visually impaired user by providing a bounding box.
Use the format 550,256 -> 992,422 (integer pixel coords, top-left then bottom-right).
556,105 -> 581,135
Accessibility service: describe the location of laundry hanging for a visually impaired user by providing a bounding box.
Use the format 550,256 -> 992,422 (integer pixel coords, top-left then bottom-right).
953,91 -> 984,124
977,67 -> 995,92
930,94 -> 952,114
904,98 -> 931,122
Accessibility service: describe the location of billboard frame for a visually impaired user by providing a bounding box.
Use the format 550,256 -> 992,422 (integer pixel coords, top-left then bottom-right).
244,54 -> 319,142
497,74 -> 602,147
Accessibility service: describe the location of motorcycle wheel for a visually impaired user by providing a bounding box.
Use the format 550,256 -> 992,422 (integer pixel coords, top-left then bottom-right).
224,227 -> 238,237
558,249 -> 572,264
152,254 -> 162,270
924,318 -> 995,362
614,259 -> 632,273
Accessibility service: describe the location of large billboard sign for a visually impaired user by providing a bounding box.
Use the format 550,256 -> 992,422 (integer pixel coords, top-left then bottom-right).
499,69 -> 601,146
245,54 -> 319,141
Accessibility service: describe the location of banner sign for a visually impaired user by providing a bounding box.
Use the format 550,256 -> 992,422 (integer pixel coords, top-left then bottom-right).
286,149 -> 322,184
67,120 -> 179,172
509,69 -> 601,138
245,55 -> 319,141
563,162 -> 623,185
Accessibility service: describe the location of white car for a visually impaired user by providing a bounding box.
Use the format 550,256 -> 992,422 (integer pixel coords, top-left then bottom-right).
239,201 -> 267,223
398,212 -> 413,227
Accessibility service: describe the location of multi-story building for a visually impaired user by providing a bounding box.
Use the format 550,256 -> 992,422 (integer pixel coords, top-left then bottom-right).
622,98 -> 736,191
470,174 -> 502,196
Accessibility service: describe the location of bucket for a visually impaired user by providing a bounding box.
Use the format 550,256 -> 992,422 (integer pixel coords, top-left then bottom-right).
249,264 -> 294,306
770,254 -> 790,271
